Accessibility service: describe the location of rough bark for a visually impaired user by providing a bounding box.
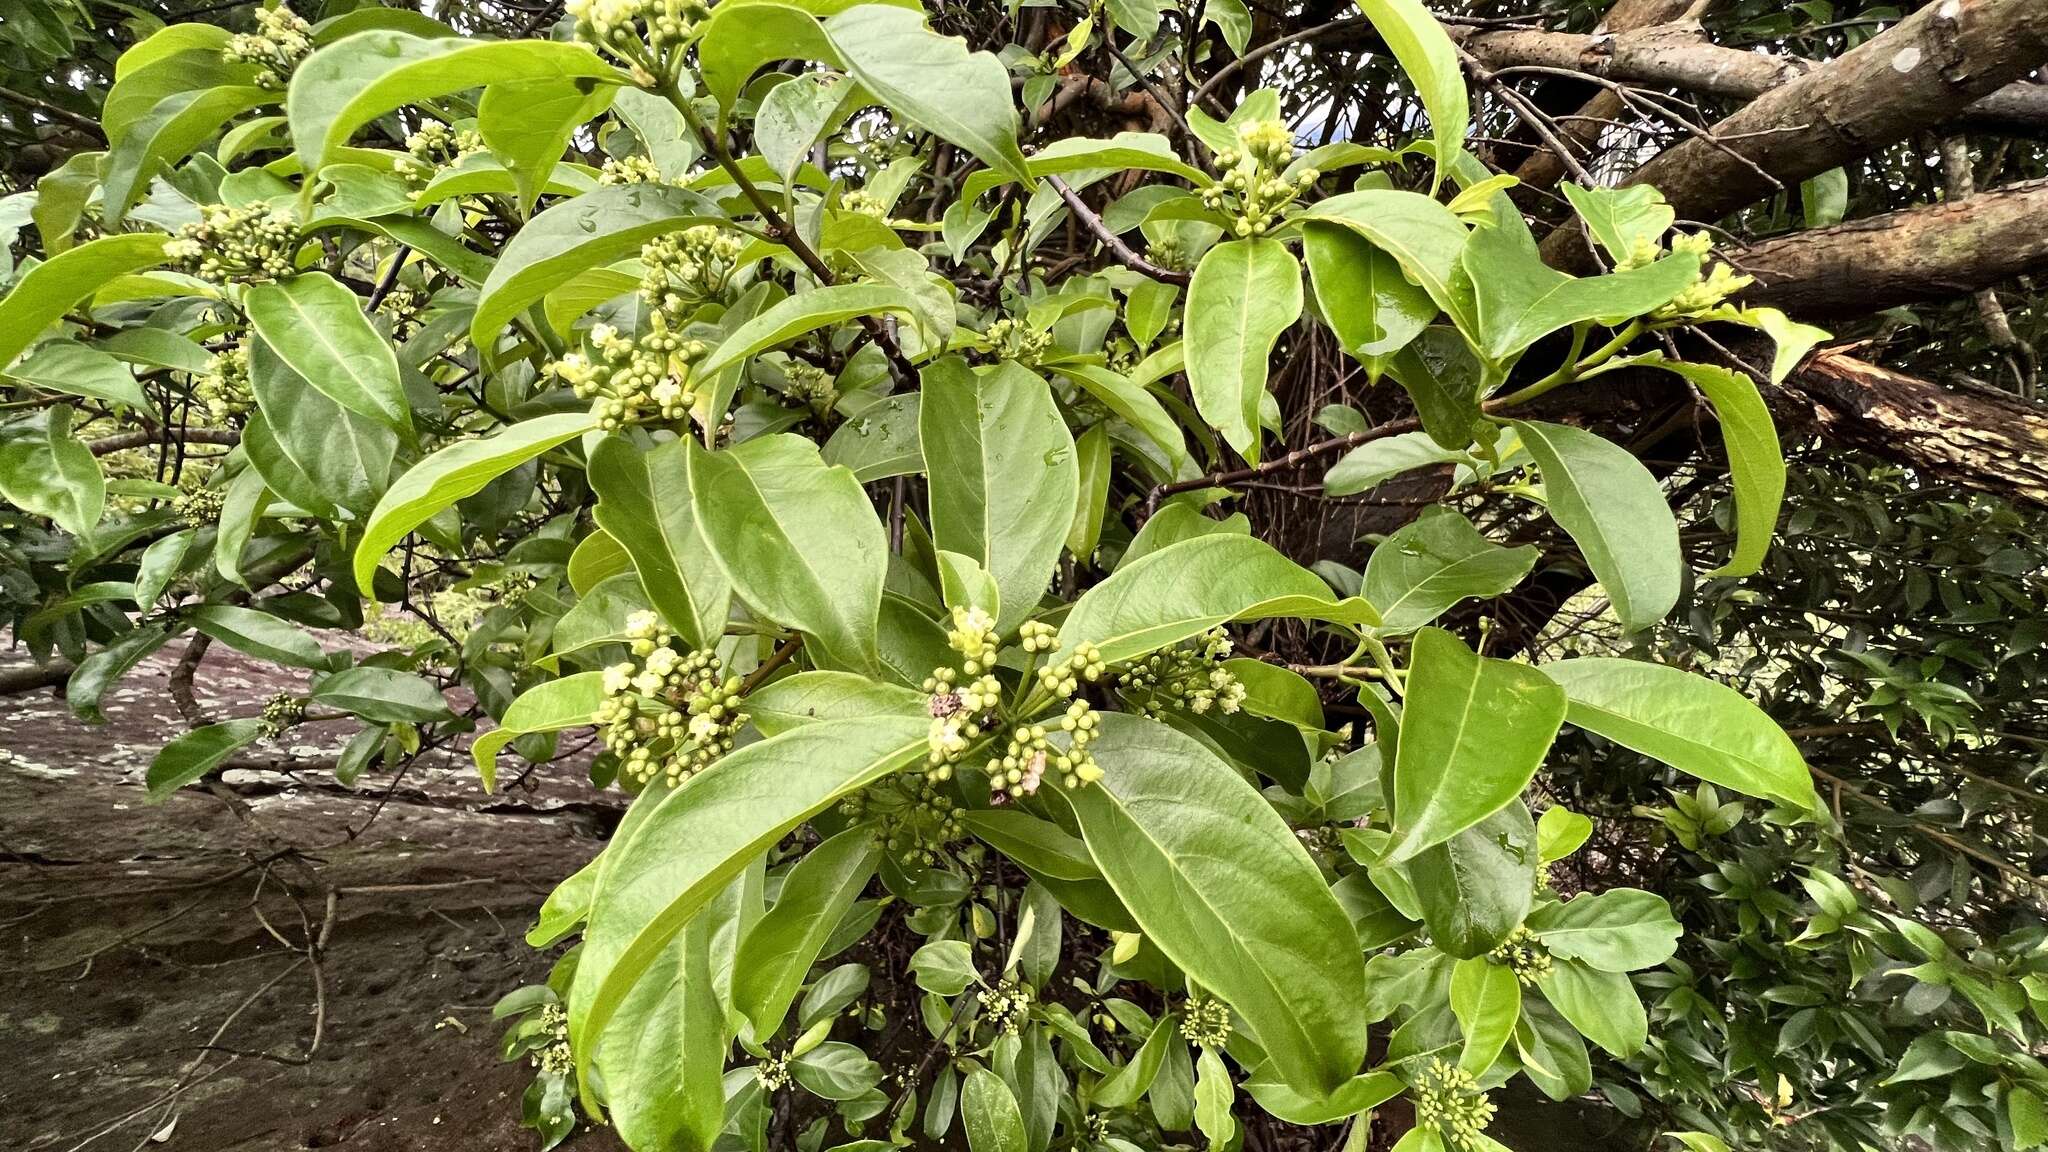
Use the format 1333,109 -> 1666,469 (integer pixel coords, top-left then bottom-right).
1730,177 -> 2048,318
1536,0 -> 2048,264
1463,25 -> 2048,136
1778,349 -> 2048,506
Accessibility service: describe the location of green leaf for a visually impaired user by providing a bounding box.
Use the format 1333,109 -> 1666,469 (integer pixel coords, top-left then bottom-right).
311,666 -> 453,723
746,671 -> 926,737
909,939 -> 976,996
1045,363 -> 1188,471
103,85 -> 273,223
690,435 -> 886,674
244,271 -> 410,434
4,341 -> 149,409
471,183 -> 724,353
1451,955 -> 1522,1075
0,234 -> 169,369
962,1068 -> 1028,1152
1512,420 -> 1680,632
1298,191 -> 1469,322
1539,657 -> 1817,810
824,6 -> 1031,187
1354,0 -> 1468,192
1535,806 -> 1592,864
589,436 -> 732,652
1304,221 -> 1435,360
1071,712 -> 1366,1093
247,335 -> 398,517
1093,1013 -> 1178,1108
756,72 -> 865,183
479,78 -> 617,213
732,827 -> 880,1040
791,1041 -> 884,1100
1056,533 -> 1378,667
286,32 -> 624,175
1185,238 -> 1301,464
1068,422 -> 1111,563
1559,183 -> 1674,267
568,717 -> 927,1104
1644,359 -> 1784,577
822,393 -> 923,482
1526,889 -> 1680,972
0,405 -> 104,537
472,672 -> 605,791
1513,997 -> 1592,1101
1243,1070 -> 1403,1126
146,718 -> 269,800
189,604 -> 327,669
694,283 -> 926,384
1400,802 -> 1536,958
1385,326 -> 1485,450
919,358 -> 1078,635
1801,167 -> 1849,228
1193,1047 -> 1236,1147
601,895 -> 727,1152
1363,508 -> 1538,634
697,2 -> 841,110
1537,960 -> 1646,1058
1227,658 -> 1325,731
1385,628 -> 1564,864
353,412 -> 594,599
1462,217 -> 1698,363
1324,431 -> 1475,498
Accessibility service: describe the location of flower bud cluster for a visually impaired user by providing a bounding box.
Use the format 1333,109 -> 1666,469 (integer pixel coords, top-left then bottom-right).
547,315 -> 708,430
1114,629 -> 1245,718
1182,994 -> 1231,1049
166,203 -> 299,283
945,606 -> 1001,675
640,226 -> 745,310
599,154 -> 666,186
755,1052 -> 790,1091
376,285 -> 425,342
980,317 -> 1051,368
780,361 -> 837,410
597,611 -> 747,789
1201,120 -> 1316,237
566,0 -> 709,59
533,1004 -> 573,1076
399,122 -> 485,185
193,344 -> 252,423
224,3 -> 313,90
1645,231 -> 1757,318
173,486 -> 227,528
844,774 -> 967,866
1033,639 -> 1105,700
840,189 -> 887,219
1413,1058 -> 1497,1150
978,979 -> 1033,1036
261,692 -> 306,736
1487,925 -> 1553,986
987,699 -> 1101,795
923,665 -> 1002,778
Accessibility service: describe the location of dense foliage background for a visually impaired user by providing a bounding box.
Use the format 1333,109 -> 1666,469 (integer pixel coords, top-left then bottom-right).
2,2 -> 2044,1151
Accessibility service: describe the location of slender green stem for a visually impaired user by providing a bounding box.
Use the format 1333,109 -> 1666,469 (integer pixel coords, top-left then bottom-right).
1492,319 -> 1644,409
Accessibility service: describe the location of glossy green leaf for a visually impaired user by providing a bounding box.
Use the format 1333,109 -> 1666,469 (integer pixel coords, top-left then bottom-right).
244,271 -> 409,433
472,672 -> 605,791
1072,712 -> 1366,1093
1462,217 -> 1697,363
104,85 -> 272,223
1068,422 -> 1112,563
1527,888 -> 1681,973
1538,960 -> 1646,1058
589,436 -> 732,652
4,341 -> 149,409
825,5 -> 1031,187
1354,0 -> 1467,191
1324,431 -> 1474,498
1512,420 -> 1680,632
1559,183 -> 1674,266
1304,220 -> 1434,360
1451,954 -> 1522,1074
1540,657 -> 1817,810
190,603 -> 327,669
920,358 -> 1078,635
1193,1046 -> 1236,1146
1536,806 -> 1593,863
311,666 -> 453,723
1385,628 -> 1564,863
568,717 -> 927,1104
0,234 -> 169,369
601,887 -> 728,1152
732,827 -> 880,1039
1045,363 -> 1187,471
1056,533 -> 1378,667
146,718 -> 269,800
0,405 -> 104,537
246,336 -> 397,517
1364,508 -> 1538,634
1647,359 -> 1784,577
354,412 -> 594,598
479,77 -> 617,212
693,283 -> 925,382
745,671 -> 926,737
962,1067 -> 1028,1152
689,434 -> 885,674
1400,802 -> 1537,958
471,183 -> 724,352
1298,191 -> 1468,321
1185,238 -> 1301,464
821,393 -> 923,482
287,32 -> 624,175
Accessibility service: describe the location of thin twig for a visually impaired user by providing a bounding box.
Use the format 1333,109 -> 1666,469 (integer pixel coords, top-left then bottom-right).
1043,175 -> 1191,285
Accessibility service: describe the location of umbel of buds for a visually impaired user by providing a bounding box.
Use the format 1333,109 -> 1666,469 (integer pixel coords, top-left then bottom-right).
166,203 -> 300,284
174,486 -> 227,528
599,154 -> 666,186
548,315 -> 708,431
1182,993 -> 1232,1049
224,3 -> 313,90
399,122 -> 485,185
566,0 -> 710,58
1487,925 -> 1553,986
596,612 -> 747,788
1201,118 -> 1317,237
192,344 -> 252,423
639,226 -> 745,309
980,317 -> 1052,367
1413,1058 -> 1498,1151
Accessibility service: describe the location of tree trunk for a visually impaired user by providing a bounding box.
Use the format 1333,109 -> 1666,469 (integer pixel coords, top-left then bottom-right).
1778,349 -> 2048,506
1537,0 -> 2048,265
1732,177 -> 2048,318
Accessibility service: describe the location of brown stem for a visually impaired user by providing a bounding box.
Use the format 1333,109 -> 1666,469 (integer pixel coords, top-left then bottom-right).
1043,176 -> 1191,286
